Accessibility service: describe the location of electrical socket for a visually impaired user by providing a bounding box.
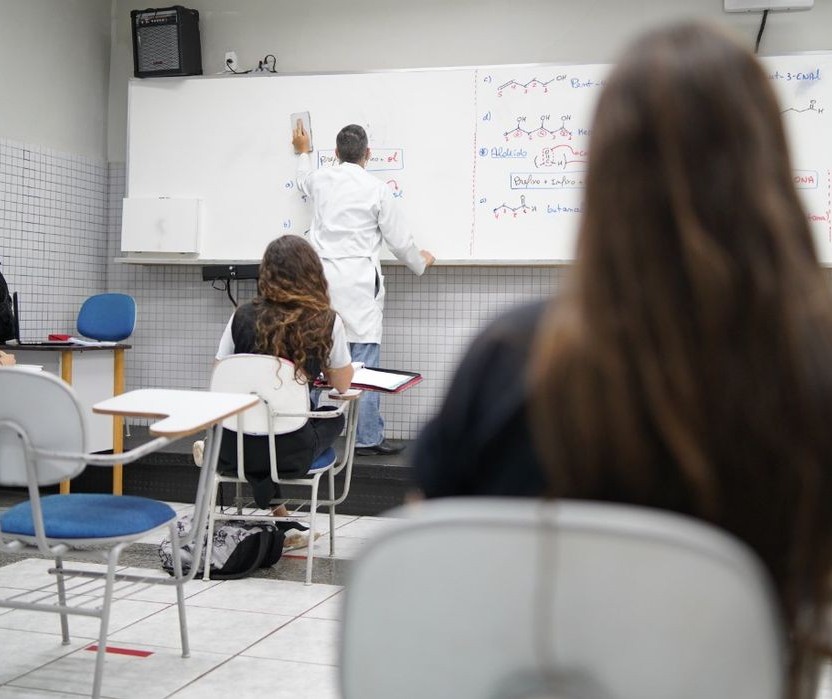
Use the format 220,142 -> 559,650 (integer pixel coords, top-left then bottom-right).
225,51 -> 238,71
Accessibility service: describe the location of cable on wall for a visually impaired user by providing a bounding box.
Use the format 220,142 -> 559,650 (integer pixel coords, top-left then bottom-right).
754,9 -> 769,54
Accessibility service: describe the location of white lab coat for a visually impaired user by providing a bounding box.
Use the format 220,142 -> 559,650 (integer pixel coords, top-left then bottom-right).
296,153 -> 426,343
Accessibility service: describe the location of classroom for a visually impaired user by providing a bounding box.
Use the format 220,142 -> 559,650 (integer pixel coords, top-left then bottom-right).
2,0 -> 832,697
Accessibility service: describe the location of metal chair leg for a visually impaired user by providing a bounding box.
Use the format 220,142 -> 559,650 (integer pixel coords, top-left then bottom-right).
234,481 -> 244,514
305,476 -> 321,585
328,468 -> 336,557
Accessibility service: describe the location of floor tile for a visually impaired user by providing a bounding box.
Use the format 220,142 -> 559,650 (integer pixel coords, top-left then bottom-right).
169,656 -> 341,699
333,516 -> 401,539
9,643 -> 229,699
115,565 -> 223,603
243,616 -> 340,666
0,687 -> 86,698
108,603 -> 294,654
0,628 -> 86,685
186,577 -> 341,616
0,558 -> 118,591
0,595 -> 169,640
303,591 -> 344,621
286,535 -> 370,561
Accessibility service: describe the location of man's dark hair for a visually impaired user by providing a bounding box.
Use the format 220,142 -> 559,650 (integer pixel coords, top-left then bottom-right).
336,124 -> 368,164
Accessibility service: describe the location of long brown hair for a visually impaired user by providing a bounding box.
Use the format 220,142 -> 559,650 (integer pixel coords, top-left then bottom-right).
254,235 -> 335,381
529,21 -> 832,696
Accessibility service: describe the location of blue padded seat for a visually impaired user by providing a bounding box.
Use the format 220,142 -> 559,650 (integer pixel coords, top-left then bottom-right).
306,447 -> 336,474
1,494 -> 175,539
77,293 -> 136,342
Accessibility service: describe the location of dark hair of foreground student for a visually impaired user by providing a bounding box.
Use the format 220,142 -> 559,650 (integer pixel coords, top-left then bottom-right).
254,234 -> 335,381
529,22 -> 832,698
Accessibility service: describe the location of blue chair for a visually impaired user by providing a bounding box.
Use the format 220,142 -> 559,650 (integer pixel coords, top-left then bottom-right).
76,293 -> 136,342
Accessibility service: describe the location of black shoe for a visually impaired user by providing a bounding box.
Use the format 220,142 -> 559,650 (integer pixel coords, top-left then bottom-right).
355,439 -> 406,456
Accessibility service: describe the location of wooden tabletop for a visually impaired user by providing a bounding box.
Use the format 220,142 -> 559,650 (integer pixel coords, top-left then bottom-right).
93,388 -> 258,439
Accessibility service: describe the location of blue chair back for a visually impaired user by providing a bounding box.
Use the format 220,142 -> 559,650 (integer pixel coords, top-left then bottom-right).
77,293 -> 136,341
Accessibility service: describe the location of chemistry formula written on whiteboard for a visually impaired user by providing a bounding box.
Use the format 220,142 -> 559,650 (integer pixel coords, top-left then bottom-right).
470,66 -> 602,261
468,56 -> 830,262
275,65 -> 606,262
766,57 -> 831,258
125,54 -> 832,263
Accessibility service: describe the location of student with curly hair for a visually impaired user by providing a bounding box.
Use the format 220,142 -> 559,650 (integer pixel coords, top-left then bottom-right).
214,234 -> 353,511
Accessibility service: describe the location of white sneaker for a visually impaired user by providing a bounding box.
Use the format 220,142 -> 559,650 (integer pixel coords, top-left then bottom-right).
192,440 -> 204,467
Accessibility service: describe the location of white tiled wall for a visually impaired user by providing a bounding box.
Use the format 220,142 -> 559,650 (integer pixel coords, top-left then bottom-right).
3,147 -> 566,439
0,138 -> 108,339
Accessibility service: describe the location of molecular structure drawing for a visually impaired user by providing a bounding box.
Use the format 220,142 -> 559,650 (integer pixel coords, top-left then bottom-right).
781,99 -> 824,116
534,144 -> 588,170
504,115 -> 572,142
497,77 -> 555,97
492,194 -> 536,219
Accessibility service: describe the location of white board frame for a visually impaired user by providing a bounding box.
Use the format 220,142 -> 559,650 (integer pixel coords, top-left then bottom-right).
122,55 -> 832,265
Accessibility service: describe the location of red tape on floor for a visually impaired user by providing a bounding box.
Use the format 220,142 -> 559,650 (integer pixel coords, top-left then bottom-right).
85,644 -> 153,657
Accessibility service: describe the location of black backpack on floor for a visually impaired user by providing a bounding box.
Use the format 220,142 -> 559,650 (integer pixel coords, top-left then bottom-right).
159,514 -> 289,580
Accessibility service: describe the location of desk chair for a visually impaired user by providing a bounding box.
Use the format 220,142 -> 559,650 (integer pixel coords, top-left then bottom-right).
0,368 -> 245,699
340,498 -> 785,699
76,292 -> 136,342
206,354 -> 361,584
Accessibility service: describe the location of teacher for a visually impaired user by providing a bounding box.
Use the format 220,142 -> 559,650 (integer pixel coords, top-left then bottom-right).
292,122 -> 435,455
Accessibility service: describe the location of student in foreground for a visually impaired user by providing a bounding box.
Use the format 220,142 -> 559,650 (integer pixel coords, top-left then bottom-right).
412,21 -> 832,696
211,235 -> 353,515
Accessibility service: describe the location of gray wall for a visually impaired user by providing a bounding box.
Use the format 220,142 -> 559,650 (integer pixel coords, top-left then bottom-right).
0,0 -> 111,160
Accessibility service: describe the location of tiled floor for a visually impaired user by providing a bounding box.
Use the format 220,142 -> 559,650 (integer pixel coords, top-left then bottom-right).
4,501 -> 832,699
0,505 -> 397,698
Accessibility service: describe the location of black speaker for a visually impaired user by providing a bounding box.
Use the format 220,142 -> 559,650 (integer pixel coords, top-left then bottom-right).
131,6 -> 202,78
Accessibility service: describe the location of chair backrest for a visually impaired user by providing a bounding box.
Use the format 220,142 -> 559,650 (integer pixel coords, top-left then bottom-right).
76,292 -> 136,341
210,354 -> 310,435
340,498 -> 784,699
0,368 -> 88,486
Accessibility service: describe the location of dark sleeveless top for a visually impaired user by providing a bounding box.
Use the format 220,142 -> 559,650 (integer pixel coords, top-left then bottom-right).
230,302 -> 325,380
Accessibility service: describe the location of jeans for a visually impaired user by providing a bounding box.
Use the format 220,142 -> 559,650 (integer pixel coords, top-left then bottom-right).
349,342 -> 384,448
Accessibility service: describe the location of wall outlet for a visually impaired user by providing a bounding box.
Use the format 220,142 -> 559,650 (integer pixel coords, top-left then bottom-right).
225,51 -> 238,71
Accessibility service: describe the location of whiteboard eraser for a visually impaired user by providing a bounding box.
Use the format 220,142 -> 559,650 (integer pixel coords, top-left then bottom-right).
291,111 -> 313,152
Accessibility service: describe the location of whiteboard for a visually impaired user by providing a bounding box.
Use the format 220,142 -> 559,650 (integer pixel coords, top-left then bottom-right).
125,55 -> 832,264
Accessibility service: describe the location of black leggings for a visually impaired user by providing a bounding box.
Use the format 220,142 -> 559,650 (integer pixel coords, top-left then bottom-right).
217,406 -> 345,507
